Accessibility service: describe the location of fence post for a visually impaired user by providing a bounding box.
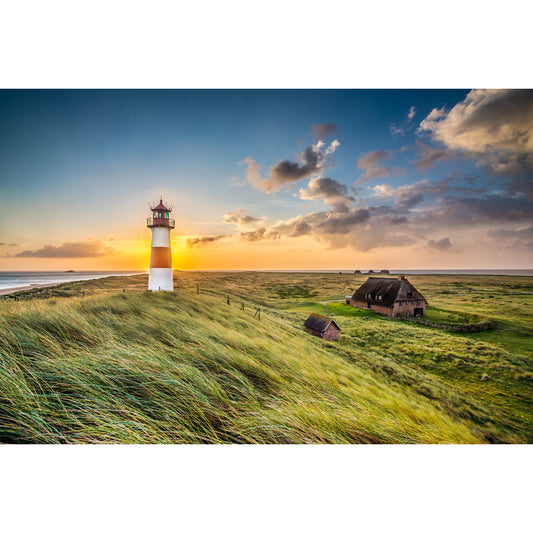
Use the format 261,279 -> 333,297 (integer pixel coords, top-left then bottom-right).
240,302 -> 244,311
197,283 -> 199,294
227,296 -> 230,305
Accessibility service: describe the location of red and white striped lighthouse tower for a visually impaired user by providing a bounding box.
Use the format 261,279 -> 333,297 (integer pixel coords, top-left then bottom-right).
147,197 -> 175,291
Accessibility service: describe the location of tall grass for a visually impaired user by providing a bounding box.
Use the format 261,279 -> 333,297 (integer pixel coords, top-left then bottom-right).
0,271 -> 531,443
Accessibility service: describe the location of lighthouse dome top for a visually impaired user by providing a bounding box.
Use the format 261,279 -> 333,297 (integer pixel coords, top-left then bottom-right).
151,197 -> 172,212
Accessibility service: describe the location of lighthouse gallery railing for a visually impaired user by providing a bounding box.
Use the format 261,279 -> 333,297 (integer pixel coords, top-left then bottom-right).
147,217 -> 175,228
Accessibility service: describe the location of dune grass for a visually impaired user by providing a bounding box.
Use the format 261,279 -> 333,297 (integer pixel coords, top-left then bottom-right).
0,271 -> 531,443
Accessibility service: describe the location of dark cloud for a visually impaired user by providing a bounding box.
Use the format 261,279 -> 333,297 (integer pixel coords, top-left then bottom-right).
268,207 -> 374,249
414,141 -> 456,171
482,152 -> 533,177
428,237 -> 452,250
186,235 -> 229,248
408,193 -> 533,232
372,173 -> 488,211
241,140 -> 340,193
453,194 -> 533,223
397,192 -> 424,209
312,122 -> 338,138
270,146 -> 324,184
316,208 -> 370,235
356,150 -> 393,183
289,220 -> 312,237
298,176 -> 355,209
15,239 -> 118,258
507,176 -> 533,200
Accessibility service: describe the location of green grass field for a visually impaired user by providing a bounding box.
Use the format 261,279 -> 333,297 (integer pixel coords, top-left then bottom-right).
1,271 -> 531,443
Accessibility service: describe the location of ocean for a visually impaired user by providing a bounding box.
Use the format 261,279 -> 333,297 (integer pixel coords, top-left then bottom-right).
0,271 -> 145,291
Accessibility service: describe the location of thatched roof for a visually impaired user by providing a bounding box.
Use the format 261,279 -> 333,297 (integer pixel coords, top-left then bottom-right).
304,313 -> 341,333
351,277 -> 427,307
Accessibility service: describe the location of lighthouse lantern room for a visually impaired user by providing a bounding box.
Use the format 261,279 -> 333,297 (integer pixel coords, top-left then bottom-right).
147,197 -> 175,291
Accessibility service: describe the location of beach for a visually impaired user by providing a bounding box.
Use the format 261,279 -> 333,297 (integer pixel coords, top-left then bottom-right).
0,282 -> 64,297
0,271 -> 145,296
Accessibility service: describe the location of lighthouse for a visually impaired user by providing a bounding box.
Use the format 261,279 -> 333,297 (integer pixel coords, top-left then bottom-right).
147,197 -> 175,291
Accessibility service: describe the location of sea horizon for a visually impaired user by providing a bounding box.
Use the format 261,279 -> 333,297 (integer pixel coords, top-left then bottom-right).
1,268 -> 532,291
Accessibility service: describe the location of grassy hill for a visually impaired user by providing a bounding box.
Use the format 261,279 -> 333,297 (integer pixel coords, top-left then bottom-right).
1,272 -> 531,443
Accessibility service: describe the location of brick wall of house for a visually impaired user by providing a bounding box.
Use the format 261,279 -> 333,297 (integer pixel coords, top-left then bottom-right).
322,323 -> 339,341
346,298 -> 425,317
346,298 -> 366,309
369,303 -> 395,316
392,299 -> 426,317
346,298 -> 393,315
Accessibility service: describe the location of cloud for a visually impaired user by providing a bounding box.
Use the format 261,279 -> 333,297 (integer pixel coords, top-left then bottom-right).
298,176 -> 355,209
267,207 -> 376,249
239,157 -> 264,189
356,150 -> 393,183
224,210 -> 261,226
242,140 -> 340,193
240,227 -> 280,242
414,141 -> 455,171
407,106 -> 417,122
269,147 -> 323,186
487,225 -> 533,249
186,235 -> 229,248
418,89 -> 533,176
428,237 -> 452,250
312,122 -> 338,138
507,176 -> 533,200
390,125 -> 404,136
324,139 -> 340,155
15,239 -> 118,258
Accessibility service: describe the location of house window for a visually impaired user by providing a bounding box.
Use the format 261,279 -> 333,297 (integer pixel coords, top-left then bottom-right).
377,295 -> 382,301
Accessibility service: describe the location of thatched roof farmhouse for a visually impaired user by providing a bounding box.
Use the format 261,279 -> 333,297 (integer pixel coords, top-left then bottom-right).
346,275 -> 427,317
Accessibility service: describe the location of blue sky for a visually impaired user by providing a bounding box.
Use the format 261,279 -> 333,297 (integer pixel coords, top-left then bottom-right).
0,89 -> 531,270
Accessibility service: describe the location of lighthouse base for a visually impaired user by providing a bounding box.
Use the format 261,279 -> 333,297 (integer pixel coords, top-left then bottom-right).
148,268 -> 174,291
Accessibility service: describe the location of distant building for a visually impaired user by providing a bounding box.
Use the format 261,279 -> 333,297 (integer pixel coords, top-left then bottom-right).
346,276 -> 427,317
304,313 -> 341,341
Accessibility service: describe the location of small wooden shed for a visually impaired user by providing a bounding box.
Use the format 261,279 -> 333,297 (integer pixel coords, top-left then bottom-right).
304,313 -> 341,341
